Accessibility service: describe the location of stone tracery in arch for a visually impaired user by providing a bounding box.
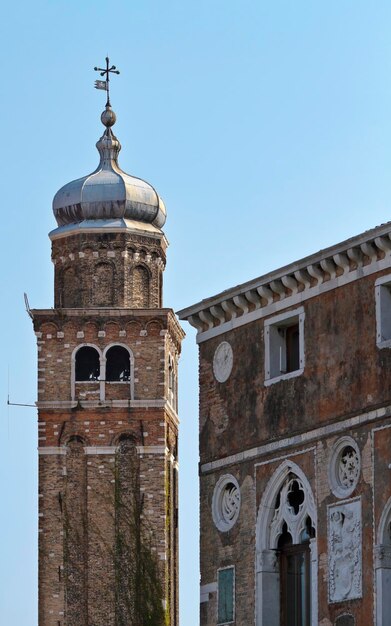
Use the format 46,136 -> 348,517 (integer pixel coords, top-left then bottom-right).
255,459 -> 318,626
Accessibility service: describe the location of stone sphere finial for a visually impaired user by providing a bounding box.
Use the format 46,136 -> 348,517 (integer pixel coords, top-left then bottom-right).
101,104 -> 116,128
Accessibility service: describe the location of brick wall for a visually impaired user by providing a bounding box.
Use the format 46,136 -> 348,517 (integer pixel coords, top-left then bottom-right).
197,267 -> 391,626
35,226 -> 184,626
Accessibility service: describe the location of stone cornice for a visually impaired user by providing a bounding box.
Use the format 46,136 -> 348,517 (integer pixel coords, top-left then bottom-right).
178,222 -> 391,343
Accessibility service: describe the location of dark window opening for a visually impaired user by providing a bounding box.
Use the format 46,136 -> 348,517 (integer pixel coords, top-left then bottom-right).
106,346 -> 131,382
75,347 -> 100,381
278,522 -> 293,548
300,516 -> 316,543
287,479 -> 305,515
285,323 -> 300,373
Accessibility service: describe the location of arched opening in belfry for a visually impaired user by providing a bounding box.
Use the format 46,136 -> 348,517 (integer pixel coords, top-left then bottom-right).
106,346 -> 131,382
131,265 -> 150,308
93,262 -> 114,306
75,346 -> 100,381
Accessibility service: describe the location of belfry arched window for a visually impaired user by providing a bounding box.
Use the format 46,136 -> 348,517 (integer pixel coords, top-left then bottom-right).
75,346 -> 100,381
106,346 -> 131,382
256,461 -> 317,626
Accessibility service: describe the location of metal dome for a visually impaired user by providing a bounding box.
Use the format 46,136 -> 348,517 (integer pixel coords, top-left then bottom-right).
52,104 -> 166,229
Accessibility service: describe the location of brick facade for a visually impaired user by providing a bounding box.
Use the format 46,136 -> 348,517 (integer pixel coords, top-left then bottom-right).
179,224 -> 391,626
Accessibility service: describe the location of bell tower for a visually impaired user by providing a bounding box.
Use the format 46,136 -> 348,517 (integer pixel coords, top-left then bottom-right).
32,64 -> 184,626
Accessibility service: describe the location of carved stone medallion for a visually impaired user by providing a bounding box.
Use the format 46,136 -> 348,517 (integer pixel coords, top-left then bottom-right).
212,474 -> 241,532
213,341 -> 233,383
328,437 -> 361,499
328,499 -> 362,603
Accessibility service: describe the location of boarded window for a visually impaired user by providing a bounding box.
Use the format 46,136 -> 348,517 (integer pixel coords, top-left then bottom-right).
75,347 -> 100,381
93,263 -> 114,306
106,346 -> 130,381
218,567 -> 234,624
132,265 -> 150,308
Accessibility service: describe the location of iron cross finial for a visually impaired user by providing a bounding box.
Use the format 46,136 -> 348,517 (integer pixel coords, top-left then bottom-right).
94,56 -> 120,106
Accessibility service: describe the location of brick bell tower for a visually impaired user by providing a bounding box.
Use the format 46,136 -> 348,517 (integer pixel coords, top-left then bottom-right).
32,66 -> 184,626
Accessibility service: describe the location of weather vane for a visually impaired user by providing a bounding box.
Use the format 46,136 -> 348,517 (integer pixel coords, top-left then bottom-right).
94,56 -> 120,106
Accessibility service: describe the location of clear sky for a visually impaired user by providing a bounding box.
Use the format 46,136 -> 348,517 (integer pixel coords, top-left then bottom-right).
1,1 -> 391,624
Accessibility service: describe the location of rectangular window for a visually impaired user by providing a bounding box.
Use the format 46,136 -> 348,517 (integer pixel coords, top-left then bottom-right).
376,274 -> 391,348
217,567 -> 234,624
264,307 -> 305,385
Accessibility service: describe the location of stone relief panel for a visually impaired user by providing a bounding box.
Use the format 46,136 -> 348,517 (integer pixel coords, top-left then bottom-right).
328,499 -> 362,603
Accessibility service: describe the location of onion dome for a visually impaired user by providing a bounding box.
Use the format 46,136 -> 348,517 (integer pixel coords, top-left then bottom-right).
53,104 -> 166,229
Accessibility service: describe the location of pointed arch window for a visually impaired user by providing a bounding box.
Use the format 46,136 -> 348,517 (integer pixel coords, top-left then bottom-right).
256,463 -> 317,626
274,477 -> 315,626
75,346 -> 100,381
106,346 -> 131,382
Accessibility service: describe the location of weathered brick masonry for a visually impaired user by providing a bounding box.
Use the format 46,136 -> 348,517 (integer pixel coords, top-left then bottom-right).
179,224 -> 391,626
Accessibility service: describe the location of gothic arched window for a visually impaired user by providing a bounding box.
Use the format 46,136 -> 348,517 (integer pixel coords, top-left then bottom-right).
75,346 -> 100,381
256,462 -> 317,626
106,346 -> 131,382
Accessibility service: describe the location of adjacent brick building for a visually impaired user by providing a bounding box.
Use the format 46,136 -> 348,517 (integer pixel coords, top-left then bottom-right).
33,100 -> 184,625
179,224 -> 391,626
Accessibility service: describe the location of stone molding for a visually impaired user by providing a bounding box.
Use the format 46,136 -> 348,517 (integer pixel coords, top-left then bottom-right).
178,223 -> 391,343
39,445 -> 169,456
200,404 -> 391,474
375,544 -> 391,569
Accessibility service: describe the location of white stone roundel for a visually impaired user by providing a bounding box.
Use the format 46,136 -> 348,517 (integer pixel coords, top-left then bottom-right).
328,436 -> 361,499
212,474 -> 241,532
213,341 -> 233,383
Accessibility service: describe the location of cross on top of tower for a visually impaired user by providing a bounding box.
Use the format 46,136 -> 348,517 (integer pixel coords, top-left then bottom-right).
94,56 -> 120,106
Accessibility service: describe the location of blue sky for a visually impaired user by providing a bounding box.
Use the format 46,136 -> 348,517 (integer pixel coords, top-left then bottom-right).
1,1 -> 391,624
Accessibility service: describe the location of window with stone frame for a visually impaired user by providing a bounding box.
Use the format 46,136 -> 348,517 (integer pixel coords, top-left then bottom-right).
375,274 -> 391,348
264,307 -> 305,384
